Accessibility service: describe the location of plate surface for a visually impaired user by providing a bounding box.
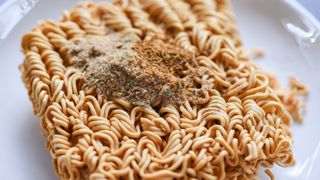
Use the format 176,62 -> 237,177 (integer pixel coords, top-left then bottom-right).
0,0 -> 319,179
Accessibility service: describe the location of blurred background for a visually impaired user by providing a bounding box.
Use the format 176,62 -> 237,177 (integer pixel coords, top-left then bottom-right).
297,0 -> 320,19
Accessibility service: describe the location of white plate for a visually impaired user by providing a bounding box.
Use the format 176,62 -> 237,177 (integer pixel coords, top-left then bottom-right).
0,0 -> 319,179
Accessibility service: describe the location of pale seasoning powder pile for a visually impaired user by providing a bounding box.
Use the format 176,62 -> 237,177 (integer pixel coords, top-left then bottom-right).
69,33 -> 198,107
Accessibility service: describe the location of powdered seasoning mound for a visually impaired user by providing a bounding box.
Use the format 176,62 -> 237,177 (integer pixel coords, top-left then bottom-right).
69,33 -> 198,107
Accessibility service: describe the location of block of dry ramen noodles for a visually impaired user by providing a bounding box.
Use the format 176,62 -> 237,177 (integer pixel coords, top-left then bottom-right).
20,0 -> 308,179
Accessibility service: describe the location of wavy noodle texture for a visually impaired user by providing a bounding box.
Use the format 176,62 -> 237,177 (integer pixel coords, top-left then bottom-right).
20,0 -> 307,179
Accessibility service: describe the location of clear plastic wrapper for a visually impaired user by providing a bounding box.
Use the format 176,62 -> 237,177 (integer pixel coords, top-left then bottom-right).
0,0 -> 38,39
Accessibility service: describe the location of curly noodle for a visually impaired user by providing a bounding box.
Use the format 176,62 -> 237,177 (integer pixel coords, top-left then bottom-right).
20,0 -> 307,179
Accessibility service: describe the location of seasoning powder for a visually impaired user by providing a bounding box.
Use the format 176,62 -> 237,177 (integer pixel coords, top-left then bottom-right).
69,33 -> 198,107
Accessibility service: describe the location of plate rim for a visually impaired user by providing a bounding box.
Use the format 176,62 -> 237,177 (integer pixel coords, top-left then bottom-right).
283,0 -> 320,31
